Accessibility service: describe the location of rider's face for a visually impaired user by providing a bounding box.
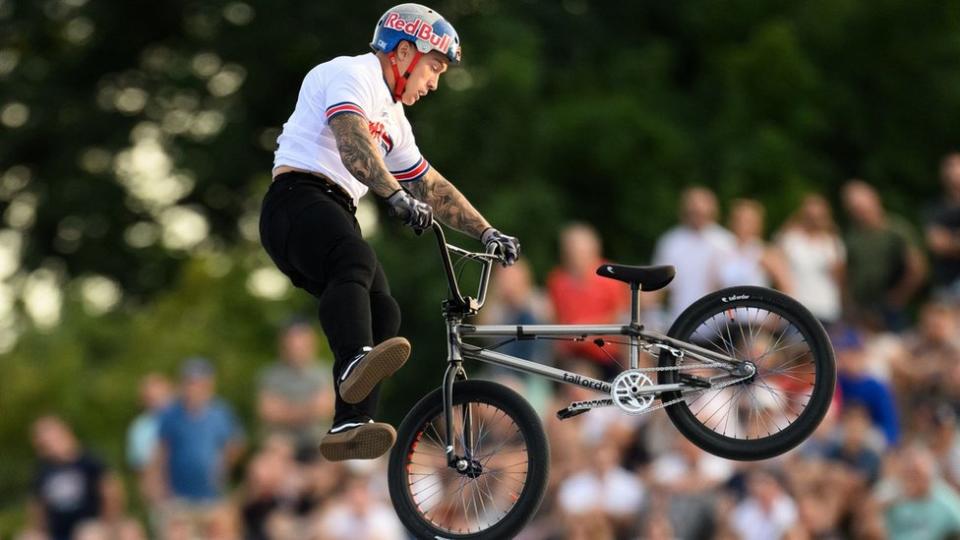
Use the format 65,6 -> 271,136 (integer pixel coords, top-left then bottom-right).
398,49 -> 449,106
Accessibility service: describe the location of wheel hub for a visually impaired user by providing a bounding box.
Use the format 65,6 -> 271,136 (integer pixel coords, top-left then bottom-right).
454,457 -> 483,478
732,361 -> 757,378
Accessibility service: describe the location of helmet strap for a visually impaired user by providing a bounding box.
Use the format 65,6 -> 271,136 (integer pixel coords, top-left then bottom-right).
388,49 -> 424,102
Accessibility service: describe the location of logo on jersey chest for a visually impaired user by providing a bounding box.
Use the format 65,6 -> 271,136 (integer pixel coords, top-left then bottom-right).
368,121 -> 394,154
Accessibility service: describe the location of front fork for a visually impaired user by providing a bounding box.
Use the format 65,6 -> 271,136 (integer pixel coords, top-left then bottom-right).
443,318 -> 475,470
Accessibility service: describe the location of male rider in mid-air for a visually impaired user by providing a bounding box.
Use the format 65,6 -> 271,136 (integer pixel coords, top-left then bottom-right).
259,3 -> 520,461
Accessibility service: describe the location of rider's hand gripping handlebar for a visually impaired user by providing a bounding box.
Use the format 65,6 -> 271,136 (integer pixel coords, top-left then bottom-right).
386,189 -> 433,235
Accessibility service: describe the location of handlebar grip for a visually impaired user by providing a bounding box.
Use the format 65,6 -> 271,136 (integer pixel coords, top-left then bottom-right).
390,208 -> 427,235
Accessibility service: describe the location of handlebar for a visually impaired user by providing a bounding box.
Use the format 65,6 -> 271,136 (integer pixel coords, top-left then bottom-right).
387,201 -> 504,310
430,222 -> 501,312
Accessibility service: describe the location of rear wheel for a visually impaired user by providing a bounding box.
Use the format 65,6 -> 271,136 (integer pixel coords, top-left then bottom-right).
658,286 -> 836,460
388,380 -> 549,539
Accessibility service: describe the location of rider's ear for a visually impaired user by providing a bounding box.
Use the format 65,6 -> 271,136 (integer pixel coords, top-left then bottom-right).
397,40 -> 412,61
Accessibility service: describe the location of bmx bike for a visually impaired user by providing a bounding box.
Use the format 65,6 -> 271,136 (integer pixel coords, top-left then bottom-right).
387,223 -> 836,539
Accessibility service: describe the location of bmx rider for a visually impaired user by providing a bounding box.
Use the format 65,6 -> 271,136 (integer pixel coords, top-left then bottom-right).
259,3 -> 520,461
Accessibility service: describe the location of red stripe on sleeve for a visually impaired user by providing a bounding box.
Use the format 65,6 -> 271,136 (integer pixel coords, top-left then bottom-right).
394,159 -> 430,182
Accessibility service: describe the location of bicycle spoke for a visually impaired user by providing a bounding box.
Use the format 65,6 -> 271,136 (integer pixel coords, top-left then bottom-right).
756,315 -> 793,362
484,460 -> 529,473
763,372 -> 815,386
669,300 -> 822,444
405,399 -> 529,535
426,421 -> 446,452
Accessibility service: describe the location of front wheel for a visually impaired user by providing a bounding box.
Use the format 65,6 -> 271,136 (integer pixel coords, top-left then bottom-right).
388,380 -> 549,539
658,286 -> 836,460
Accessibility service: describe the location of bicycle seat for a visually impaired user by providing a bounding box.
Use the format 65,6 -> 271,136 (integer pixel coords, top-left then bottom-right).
596,263 -> 676,291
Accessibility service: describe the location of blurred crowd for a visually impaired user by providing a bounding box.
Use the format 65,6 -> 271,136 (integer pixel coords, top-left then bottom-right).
17,152 -> 960,539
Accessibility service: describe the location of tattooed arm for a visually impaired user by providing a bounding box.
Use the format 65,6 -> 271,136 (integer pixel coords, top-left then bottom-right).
406,167 -> 491,238
328,113 -> 401,197
327,114 -> 487,236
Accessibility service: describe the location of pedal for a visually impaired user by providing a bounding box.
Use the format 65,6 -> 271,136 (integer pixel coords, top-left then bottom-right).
556,398 -> 613,420
679,373 -> 711,388
556,407 -> 588,420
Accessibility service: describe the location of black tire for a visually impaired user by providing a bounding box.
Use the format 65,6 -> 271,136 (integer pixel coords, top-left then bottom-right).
658,286 -> 836,460
388,380 -> 549,539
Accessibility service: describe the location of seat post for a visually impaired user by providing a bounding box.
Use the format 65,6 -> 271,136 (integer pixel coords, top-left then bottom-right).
629,282 -> 640,370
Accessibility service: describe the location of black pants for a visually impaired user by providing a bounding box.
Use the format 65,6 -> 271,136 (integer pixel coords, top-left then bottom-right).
259,172 -> 401,425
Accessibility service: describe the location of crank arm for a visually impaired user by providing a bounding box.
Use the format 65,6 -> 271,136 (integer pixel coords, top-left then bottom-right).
632,383 -> 683,396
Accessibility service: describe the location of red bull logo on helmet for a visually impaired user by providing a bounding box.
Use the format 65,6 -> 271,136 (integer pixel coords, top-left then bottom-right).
383,11 -> 453,55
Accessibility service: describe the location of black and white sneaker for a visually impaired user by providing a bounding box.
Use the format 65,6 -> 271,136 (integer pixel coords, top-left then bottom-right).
338,337 -> 411,404
319,419 -> 397,461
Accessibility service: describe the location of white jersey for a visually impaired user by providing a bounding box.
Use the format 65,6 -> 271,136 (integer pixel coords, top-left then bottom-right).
273,53 -> 429,206
777,229 -> 845,322
653,223 -> 736,322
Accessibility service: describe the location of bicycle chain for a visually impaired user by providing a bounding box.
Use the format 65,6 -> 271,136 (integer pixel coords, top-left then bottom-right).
644,370 -> 753,415
609,361 -> 753,416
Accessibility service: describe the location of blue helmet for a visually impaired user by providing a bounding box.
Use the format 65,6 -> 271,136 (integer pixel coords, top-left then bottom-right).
370,3 -> 461,65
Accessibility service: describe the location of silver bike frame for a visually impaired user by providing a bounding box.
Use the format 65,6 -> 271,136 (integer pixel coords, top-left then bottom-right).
429,224 -> 742,466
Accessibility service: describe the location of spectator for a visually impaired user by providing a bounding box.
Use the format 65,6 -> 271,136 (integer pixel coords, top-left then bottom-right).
298,455 -> 348,517
23,416 -> 112,540
824,404 -> 883,486
782,458 -> 852,539
557,441 -> 644,537
547,223 -> 628,377
892,302 -> 960,406
241,435 -> 302,540
558,511 -> 615,540
841,179 -> 927,331
73,472 -> 147,540
653,186 -> 735,323
312,472 -> 405,540
126,373 -> 173,474
777,194 -> 846,326
74,520 -> 146,540
257,319 -> 333,460
729,468 -> 799,540
649,435 -> 733,539
714,198 -> 792,292
925,152 -> 960,300
927,405 -> 960,492
794,392 -> 843,460
145,357 -> 245,538
480,259 -> 554,364
881,444 -> 960,539
834,327 -> 901,447
478,261 -> 555,413
794,487 -> 845,540
637,502 -> 677,540
650,435 -> 733,495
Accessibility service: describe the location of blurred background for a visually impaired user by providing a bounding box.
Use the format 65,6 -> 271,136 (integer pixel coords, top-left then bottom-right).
4,0 -> 960,538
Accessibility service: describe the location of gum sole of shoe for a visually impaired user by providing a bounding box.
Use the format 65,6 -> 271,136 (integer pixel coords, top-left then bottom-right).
340,337 -> 411,404
319,423 -> 397,461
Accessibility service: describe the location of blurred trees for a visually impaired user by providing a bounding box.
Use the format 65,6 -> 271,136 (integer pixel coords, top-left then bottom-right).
2,0 -> 960,528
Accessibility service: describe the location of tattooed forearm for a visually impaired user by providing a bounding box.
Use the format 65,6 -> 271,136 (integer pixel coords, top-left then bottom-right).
408,168 -> 490,238
328,113 -> 400,197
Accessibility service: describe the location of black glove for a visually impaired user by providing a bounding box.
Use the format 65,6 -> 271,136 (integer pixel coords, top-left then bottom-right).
482,227 -> 521,266
386,189 -> 433,232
